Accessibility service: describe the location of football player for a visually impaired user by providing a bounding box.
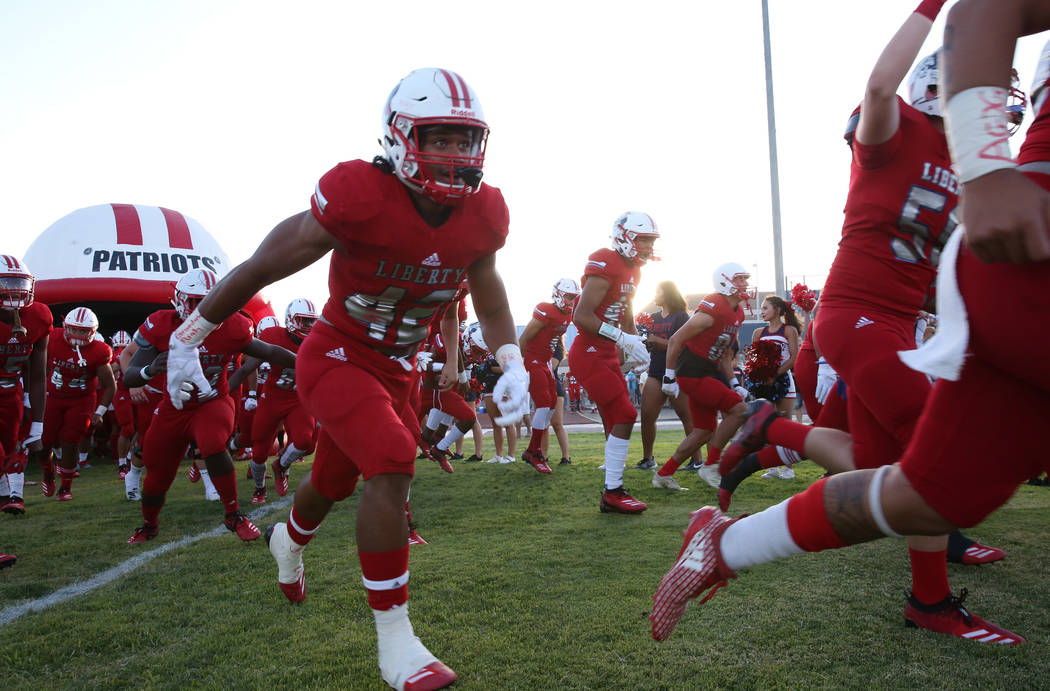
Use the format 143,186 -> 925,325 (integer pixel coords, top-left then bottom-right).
163,68 -> 524,690
649,0 -> 1029,645
568,212 -> 656,513
518,278 -> 579,474
39,307 -> 115,501
0,256 -> 50,515
109,330 -> 136,478
122,269 -> 296,543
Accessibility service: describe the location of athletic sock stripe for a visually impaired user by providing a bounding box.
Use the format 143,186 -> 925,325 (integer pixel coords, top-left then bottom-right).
362,570 -> 409,590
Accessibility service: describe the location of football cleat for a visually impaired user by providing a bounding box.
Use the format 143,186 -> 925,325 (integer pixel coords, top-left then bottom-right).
652,472 -> 688,491
41,474 -> 55,497
2,496 -> 25,515
634,458 -> 657,470
125,473 -> 141,501
204,486 -> 220,501
761,467 -> 782,479
55,488 -> 72,502
188,464 -> 201,483
651,507 -> 739,641
904,589 -> 1025,644
272,459 -> 289,496
395,661 -> 456,691
118,464 -> 129,479
425,447 -> 454,474
698,464 -> 722,490
251,487 -> 267,505
225,512 -> 261,541
959,543 -> 1006,565
522,449 -> 552,474
265,523 -> 305,603
408,528 -> 428,546
719,399 -> 778,475
127,523 -> 159,544
600,486 -> 647,514
0,553 -> 15,569
681,460 -> 703,472
236,447 -> 253,462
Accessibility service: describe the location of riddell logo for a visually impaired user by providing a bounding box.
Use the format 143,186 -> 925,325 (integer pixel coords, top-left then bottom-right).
450,109 -> 475,117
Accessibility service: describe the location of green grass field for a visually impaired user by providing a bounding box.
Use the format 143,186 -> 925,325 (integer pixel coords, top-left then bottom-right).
2,431 -> 1048,689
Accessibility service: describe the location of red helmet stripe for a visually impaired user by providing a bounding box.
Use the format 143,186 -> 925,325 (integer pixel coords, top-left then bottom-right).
306,300 -> 315,313
112,204 -> 144,246
452,72 -> 471,109
1,255 -> 19,270
439,69 -> 461,107
160,207 -> 194,250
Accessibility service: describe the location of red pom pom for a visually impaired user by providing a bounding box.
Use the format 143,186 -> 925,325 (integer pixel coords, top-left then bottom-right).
744,340 -> 781,382
635,312 -> 655,334
790,283 -> 817,313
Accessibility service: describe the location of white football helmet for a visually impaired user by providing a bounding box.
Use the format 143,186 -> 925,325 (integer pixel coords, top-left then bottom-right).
172,269 -> 218,319
286,298 -> 319,339
552,278 -> 581,311
908,51 -> 941,117
64,307 -> 99,346
256,315 -> 280,335
110,330 -> 132,348
611,212 -> 659,264
0,255 -> 34,309
462,321 -> 489,363
381,68 -> 489,204
713,262 -> 751,298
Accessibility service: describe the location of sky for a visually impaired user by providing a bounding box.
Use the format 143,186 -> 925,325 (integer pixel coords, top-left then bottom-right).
2,1 -> 1047,326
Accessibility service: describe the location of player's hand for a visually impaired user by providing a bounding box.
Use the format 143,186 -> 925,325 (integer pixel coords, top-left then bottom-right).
815,360 -> 837,404
244,392 -> 258,411
129,386 -> 148,404
437,365 -> 457,391
492,359 -> 529,426
166,338 -> 211,410
619,333 -> 650,373
961,169 -> 1050,263
661,371 -> 679,398
90,413 -> 104,428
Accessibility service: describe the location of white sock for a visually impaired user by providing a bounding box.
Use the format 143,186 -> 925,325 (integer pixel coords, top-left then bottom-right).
8,473 -> 23,498
373,604 -> 438,690
0,473 -> 8,496
530,407 -> 552,431
79,452 -> 88,463
603,435 -> 630,490
250,461 -> 267,488
436,426 -> 466,452
127,464 -> 143,483
278,443 -> 306,469
719,499 -> 804,571
200,469 -> 217,496
425,409 -> 444,432
54,447 -> 63,460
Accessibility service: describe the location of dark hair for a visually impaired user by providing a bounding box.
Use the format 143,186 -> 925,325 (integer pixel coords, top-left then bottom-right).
659,281 -> 686,315
764,295 -> 801,332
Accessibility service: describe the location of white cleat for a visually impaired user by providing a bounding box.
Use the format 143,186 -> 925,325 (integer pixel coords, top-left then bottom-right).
779,466 -> 795,479
652,472 -> 689,491
761,467 -> 782,479
498,455 -> 516,464
376,605 -> 457,691
124,475 -> 140,501
265,522 -> 305,604
697,463 -> 721,489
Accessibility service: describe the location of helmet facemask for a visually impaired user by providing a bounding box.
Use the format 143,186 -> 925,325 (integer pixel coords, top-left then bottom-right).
0,275 -> 34,310
387,118 -> 488,204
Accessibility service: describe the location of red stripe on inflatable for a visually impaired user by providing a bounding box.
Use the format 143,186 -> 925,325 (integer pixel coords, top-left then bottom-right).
111,204 -> 143,246
160,207 -> 194,249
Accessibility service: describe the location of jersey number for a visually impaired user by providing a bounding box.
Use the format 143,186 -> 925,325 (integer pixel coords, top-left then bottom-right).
893,185 -> 958,267
344,287 -> 458,347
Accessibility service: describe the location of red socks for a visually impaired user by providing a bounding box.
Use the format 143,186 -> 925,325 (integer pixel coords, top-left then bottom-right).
909,547 -> 950,605
705,446 -> 721,467
785,478 -> 848,553
757,446 -> 782,469
766,417 -> 811,454
287,506 -> 321,546
657,456 -> 680,477
208,469 -> 240,515
360,545 -> 410,610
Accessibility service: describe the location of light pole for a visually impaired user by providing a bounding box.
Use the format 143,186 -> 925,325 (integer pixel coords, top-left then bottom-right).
761,0 -> 785,297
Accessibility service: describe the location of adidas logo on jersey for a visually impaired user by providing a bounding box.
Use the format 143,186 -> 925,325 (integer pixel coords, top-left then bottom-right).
325,347 -> 347,361
586,346 -> 597,353
8,337 -> 19,344
854,316 -> 874,329
422,253 -> 441,267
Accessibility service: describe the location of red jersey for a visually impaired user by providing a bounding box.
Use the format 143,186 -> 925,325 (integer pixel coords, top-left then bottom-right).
46,332 -> 111,399
258,326 -> 302,402
821,97 -> 958,318
0,301 -> 51,395
682,293 -> 743,365
137,309 -> 253,409
525,301 -> 571,362
310,160 -> 508,353
574,248 -> 640,349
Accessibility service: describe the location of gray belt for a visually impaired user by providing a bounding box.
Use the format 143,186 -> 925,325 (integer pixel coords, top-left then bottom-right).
1018,161 -> 1050,175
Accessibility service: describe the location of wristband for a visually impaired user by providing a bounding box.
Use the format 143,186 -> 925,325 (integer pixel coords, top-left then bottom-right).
140,365 -> 154,382
247,390 -> 257,398
494,343 -> 523,369
30,421 -> 43,436
172,308 -> 219,347
944,87 -> 1015,183
913,0 -> 945,21
817,358 -> 827,365
95,405 -> 107,417
597,322 -> 622,343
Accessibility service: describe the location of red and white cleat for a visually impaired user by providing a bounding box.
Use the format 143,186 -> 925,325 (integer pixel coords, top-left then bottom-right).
265,523 -> 305,604
2,496 -> 25,515
55,488 -> 73,502
272,459 -> 289,497
719,399 -> 778,477
225,512 -> 261,541
651,507 -> 739,641
407,528 -> 428,546
118,464 -> 129,479
959,543 -> 1006,566
522,449 -> 552,474
599,486 -> 647,514
41,474 -> 55,497
251,487 -> 267,505
0,553 -> 16,569
236,447 -> 253,462
127,523 -> 159,544
905,589 -> 1025,644
188,464 -> 201,483
425,447 -> 454,474
400,661 -> 457,691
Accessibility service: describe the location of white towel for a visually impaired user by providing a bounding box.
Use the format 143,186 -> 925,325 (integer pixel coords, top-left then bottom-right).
898,229 -> 969,381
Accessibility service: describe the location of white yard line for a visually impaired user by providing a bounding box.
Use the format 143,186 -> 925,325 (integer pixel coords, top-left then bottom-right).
0,496 -> 292,627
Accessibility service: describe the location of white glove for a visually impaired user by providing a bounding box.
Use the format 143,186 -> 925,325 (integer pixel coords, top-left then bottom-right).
815,359 -> 837,404
23,421 -> 43,448
619,333 -> 650,373
661,368 -> 679,398
166,338 -> 212,410
730,376 -> 749,400
416,351 -> 433,372
244,391 -> 258,411
492,359 -> 529,426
